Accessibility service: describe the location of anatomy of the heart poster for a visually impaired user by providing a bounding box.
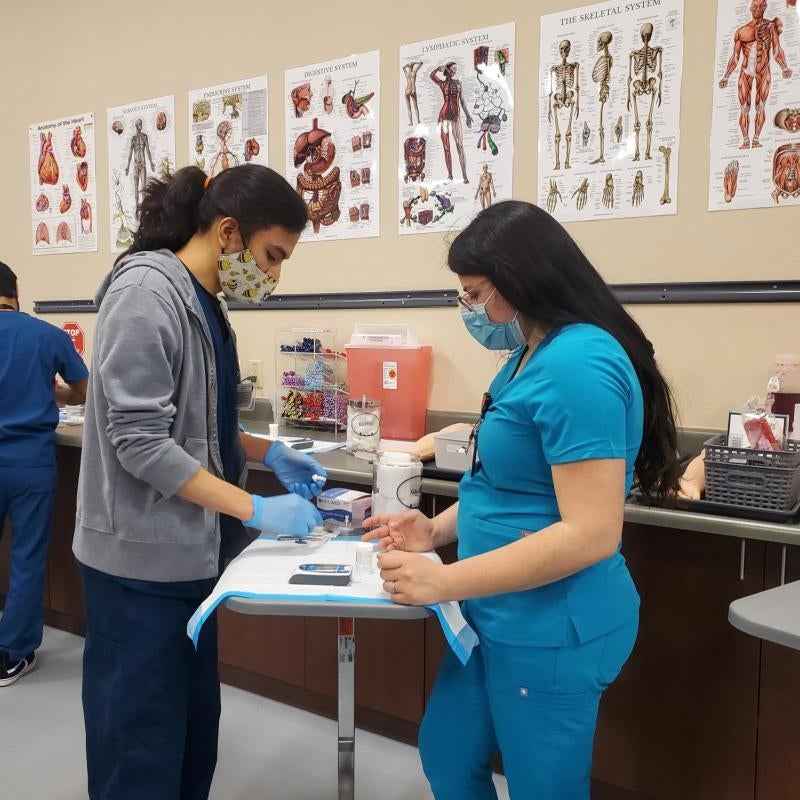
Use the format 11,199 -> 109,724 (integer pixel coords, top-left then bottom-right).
538,0 -> 684,223
709,0 -> 799,212
285,50 -> 380,242
398,23 -> 516,236
106,95 -> 176,253
189,76 -> 268,176
29,112 -> 97,256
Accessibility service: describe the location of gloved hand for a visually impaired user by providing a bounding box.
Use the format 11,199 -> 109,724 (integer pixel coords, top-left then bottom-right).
264,441 -> 328,500
243,494 -> 323,538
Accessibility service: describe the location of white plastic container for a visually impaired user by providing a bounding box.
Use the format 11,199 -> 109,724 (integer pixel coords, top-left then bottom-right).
434,427 -> 474,472
372,451 -> 423,517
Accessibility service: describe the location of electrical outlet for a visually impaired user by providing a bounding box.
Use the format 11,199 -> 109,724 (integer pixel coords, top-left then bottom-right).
248,359 -> 264,390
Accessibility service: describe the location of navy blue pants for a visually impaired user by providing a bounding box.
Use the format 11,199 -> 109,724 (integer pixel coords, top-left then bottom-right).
80,564 -> 220,800
0,465 -> 57,661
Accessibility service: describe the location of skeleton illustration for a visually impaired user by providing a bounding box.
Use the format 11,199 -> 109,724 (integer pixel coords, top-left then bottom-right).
632,170 -> 645,206
591,32 -> 614,164
125,118 -> 155,217
771,143 -> 800,204
615,115 -> 623,143
572,178 -> 589,211
658,145 -> 672,205
341,81 -> 374,120
546,179 -> 562,214
724,160 -> 740,202
719,0 -> 792,149
209,121 -> 240,176
294,118 -> 342,234
403,137 -> 426,182
602,173 -> 614,209
112,171 -> 133,250
474,164 -> 496,210
431,63 -> 473,183
774,108 -> 800,133
403,62 -> 423,125
582,122 -> 591,148
628,24 -> 664,162
548,40 -> 580,170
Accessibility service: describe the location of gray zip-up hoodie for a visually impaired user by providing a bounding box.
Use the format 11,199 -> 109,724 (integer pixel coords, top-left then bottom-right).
73,249 -> 247,582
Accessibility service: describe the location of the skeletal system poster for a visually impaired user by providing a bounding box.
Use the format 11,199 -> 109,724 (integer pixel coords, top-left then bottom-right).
398,23 -> 516,236
709,0 -> 799,212
189,76 -> 268,176
29,112 -> 97,255
107,95 -> 176,253
285,51 -> 380,242
538,0 -> 684,223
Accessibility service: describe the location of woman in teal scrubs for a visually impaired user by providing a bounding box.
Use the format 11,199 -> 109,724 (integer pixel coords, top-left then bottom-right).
365,201 -> 681,799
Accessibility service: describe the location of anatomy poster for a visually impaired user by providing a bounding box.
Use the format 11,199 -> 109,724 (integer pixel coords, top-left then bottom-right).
107,95 -> 176,253
398,23 -> 516,236
709,1 -> 799,212
29,112 -> 97,255
538,0 -> 684,223
285,51 -> 380,242
189,76 -> 268,176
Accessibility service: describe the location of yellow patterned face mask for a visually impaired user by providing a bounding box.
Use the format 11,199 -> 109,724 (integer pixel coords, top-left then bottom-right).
217,248 -> 278,304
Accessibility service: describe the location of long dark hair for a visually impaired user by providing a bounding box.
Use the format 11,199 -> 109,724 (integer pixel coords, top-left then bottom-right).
118,165 -> 308,262
449,200 -> 680,496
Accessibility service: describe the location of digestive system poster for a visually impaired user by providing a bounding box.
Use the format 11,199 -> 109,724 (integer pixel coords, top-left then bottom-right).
398,23 -> 516,236
107,95 -> 176,253
29,112 -> 97,255
189,76 -> 268,176
285,51 -> 380,242
709,1 -> 799,212
538,0 -> 684,223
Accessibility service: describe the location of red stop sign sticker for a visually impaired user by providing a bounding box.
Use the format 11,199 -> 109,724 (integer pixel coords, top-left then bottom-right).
62,321 -> 85,356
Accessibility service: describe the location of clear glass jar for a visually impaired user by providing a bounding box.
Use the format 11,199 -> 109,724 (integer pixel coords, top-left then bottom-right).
346,398 -> 381,454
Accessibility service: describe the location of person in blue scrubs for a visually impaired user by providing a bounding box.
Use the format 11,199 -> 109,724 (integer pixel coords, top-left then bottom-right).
0,261 -> 88,686
74,165 -> 326,800
365,201 -> 681,799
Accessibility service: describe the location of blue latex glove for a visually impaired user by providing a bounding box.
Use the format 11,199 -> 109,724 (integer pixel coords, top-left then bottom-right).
264,441 -> 328,500
243,494 -> 323,538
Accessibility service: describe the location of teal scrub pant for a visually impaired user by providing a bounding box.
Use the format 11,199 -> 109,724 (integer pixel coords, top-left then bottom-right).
419,616 -> 638,799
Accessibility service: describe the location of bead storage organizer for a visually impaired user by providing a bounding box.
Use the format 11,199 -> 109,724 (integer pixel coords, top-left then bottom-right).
277,328 -> 348,434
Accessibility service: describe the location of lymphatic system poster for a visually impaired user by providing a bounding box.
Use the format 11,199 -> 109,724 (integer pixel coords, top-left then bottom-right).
189,76 -> 268,176
107,95 -> 176,253
709,1 -> 799,212
398,23 -> 516,236
285,51 -> 380,242
29,112 -> 97,255
538,0 -> 684,223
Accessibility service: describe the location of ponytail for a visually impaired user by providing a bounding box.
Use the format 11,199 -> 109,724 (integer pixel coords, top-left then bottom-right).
117,164 -> 308,262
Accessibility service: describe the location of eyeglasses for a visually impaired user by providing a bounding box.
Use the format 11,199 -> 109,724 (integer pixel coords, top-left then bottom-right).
456,283 -> 493,313
469,391 -> 492,477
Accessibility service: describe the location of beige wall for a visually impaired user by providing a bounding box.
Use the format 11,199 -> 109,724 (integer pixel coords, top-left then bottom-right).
0,1 -> 796,427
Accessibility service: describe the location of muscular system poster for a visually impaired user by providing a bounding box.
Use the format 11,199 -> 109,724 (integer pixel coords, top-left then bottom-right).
285,51 -> 380,242
538,0 -> 684,223
29,112 -> 97,255
107,95 -> 176,253
189,76 -> 268,176
398,23 -> 515,236
709,1 -> 799,211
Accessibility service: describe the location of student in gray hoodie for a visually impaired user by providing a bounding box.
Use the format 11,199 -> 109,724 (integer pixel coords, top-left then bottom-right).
74,164 -> 326,800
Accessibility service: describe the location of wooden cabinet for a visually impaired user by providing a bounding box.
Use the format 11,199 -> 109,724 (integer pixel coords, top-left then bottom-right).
754,543 -> 800,800
593,524 -> 764,800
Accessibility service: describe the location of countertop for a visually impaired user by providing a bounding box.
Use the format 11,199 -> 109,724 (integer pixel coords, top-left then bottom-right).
55,421 -> 800,547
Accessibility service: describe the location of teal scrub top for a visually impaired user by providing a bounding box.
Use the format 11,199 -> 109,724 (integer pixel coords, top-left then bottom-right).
458,323 -> 643,647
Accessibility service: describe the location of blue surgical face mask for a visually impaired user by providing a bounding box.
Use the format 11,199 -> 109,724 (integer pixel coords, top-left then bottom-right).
460,289 -> 527,351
